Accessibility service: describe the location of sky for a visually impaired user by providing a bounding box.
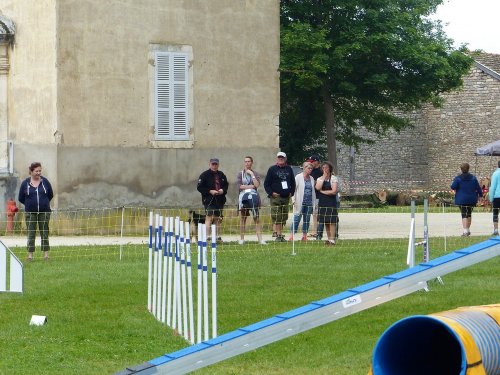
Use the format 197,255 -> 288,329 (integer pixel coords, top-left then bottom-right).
432,0 -> 500,54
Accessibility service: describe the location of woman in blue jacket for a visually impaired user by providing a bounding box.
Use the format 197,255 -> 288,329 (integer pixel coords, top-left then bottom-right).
450,162 -> 482,236
18,162 -> 54,260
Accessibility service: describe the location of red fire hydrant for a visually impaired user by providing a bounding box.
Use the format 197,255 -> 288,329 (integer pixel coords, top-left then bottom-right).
6,198 -> 18,233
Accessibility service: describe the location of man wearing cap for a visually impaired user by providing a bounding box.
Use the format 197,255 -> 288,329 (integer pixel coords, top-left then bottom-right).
197,158 -> 229,242
264,152 -> 296,242
306,154 -> 323,239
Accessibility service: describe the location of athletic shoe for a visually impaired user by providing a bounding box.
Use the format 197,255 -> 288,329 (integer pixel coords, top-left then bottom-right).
325,240 -> 336,246
301,235 -> 307,241
315,234 -> 322,241
238,239 -> 245,245
216,237 -> 223,244
259,240 -> 267,245
272,232 -> 277,237
289,235 -> 294,241
493,230 -> 499,236
275,235 -> 286,242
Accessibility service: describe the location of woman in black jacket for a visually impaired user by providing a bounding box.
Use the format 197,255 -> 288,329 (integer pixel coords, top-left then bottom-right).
18,162 -> 54,261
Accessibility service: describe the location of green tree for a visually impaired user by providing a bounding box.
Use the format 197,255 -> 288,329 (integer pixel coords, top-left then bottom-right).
280,0 -> 473,170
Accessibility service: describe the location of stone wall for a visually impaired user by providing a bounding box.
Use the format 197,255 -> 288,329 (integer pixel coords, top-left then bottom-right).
337,60 -> 500,194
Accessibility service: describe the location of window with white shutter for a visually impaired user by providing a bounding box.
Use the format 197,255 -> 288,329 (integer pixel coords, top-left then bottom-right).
155,51 -> 189,140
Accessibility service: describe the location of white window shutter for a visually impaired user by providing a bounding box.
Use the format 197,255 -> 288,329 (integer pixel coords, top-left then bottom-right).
172,55 -> 188,138
156,54 -> 171,139
155,52 -> 189,140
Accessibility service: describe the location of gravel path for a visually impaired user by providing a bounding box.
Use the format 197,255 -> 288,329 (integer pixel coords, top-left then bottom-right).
1,212 -> 495,247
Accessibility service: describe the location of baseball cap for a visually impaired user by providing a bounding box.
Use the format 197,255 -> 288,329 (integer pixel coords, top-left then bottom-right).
210,158 -> 219,164
277,151 -> 287,158
307,154 -> 320,162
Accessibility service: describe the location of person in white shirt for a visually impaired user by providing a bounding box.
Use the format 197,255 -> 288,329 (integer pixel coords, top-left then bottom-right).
236,156 -> 266,245
290,162 -> 316,241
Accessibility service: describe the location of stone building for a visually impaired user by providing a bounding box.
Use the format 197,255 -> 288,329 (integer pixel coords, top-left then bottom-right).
337,52 -> 500,194
0,1 -> 280,209
1,1 -> 497,208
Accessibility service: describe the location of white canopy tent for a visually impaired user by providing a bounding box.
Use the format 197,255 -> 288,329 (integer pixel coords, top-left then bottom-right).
475,140 -> 500,156
474,140 -> 500,179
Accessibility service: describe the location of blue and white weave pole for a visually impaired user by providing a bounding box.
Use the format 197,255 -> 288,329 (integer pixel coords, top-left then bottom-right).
147,211 -> 153,312
185,221 -> 195,344
197,223 -> 203,344
152,214 -> 159,317
156,216 -> 163,319
203,224 -> 209,341
172,218 -> 179,333
211,224 -> 217,339
166,217 -> 174,327
180,221 -> 189,341
175,217 -> 183,335
161,216 -> 169,324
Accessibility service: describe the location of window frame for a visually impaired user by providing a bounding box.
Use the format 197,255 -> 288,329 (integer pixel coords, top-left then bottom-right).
149,44 -> 194,148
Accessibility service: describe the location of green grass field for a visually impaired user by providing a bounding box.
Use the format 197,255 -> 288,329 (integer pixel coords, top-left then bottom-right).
0,236 -> 498,375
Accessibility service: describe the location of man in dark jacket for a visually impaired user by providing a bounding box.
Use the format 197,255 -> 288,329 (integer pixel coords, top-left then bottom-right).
450,162 -> 482,236
197,158 -> 229,242
264,152 -> 296,242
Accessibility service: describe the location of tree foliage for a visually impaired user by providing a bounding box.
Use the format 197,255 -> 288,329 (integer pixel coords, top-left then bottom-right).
280,0 -> 474,168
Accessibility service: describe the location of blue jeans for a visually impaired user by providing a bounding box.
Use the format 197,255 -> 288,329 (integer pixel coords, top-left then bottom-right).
291,204 -> 313,234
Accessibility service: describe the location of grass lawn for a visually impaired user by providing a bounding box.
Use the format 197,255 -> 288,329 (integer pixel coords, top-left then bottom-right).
0,236 -> 498,375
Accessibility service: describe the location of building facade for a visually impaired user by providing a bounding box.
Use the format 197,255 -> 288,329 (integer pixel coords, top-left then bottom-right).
0,0 -> 280,209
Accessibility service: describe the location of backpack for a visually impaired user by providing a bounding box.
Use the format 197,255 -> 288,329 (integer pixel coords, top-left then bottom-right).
241,191 -> 259,211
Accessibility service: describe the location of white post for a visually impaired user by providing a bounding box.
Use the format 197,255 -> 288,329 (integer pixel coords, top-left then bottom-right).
442,203 -> 448,253
423,199 -> 429,263
166,217 -> 174,327
156,216 -> 163,319
180,221 -> 189,341
119,206 -> 125,260
185,221 -> 195,344
147,211 -> 153,312
197,223 -> 203,344
202,224 -> 209,341
407,217 -> 415,267
161,216 -> 169,324
211,224 -> 217,338
152,214 -> 159,316
175,217 -> 183,335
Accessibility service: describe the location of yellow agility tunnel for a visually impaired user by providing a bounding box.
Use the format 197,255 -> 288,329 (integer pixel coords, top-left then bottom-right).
369,304 -> 500,375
